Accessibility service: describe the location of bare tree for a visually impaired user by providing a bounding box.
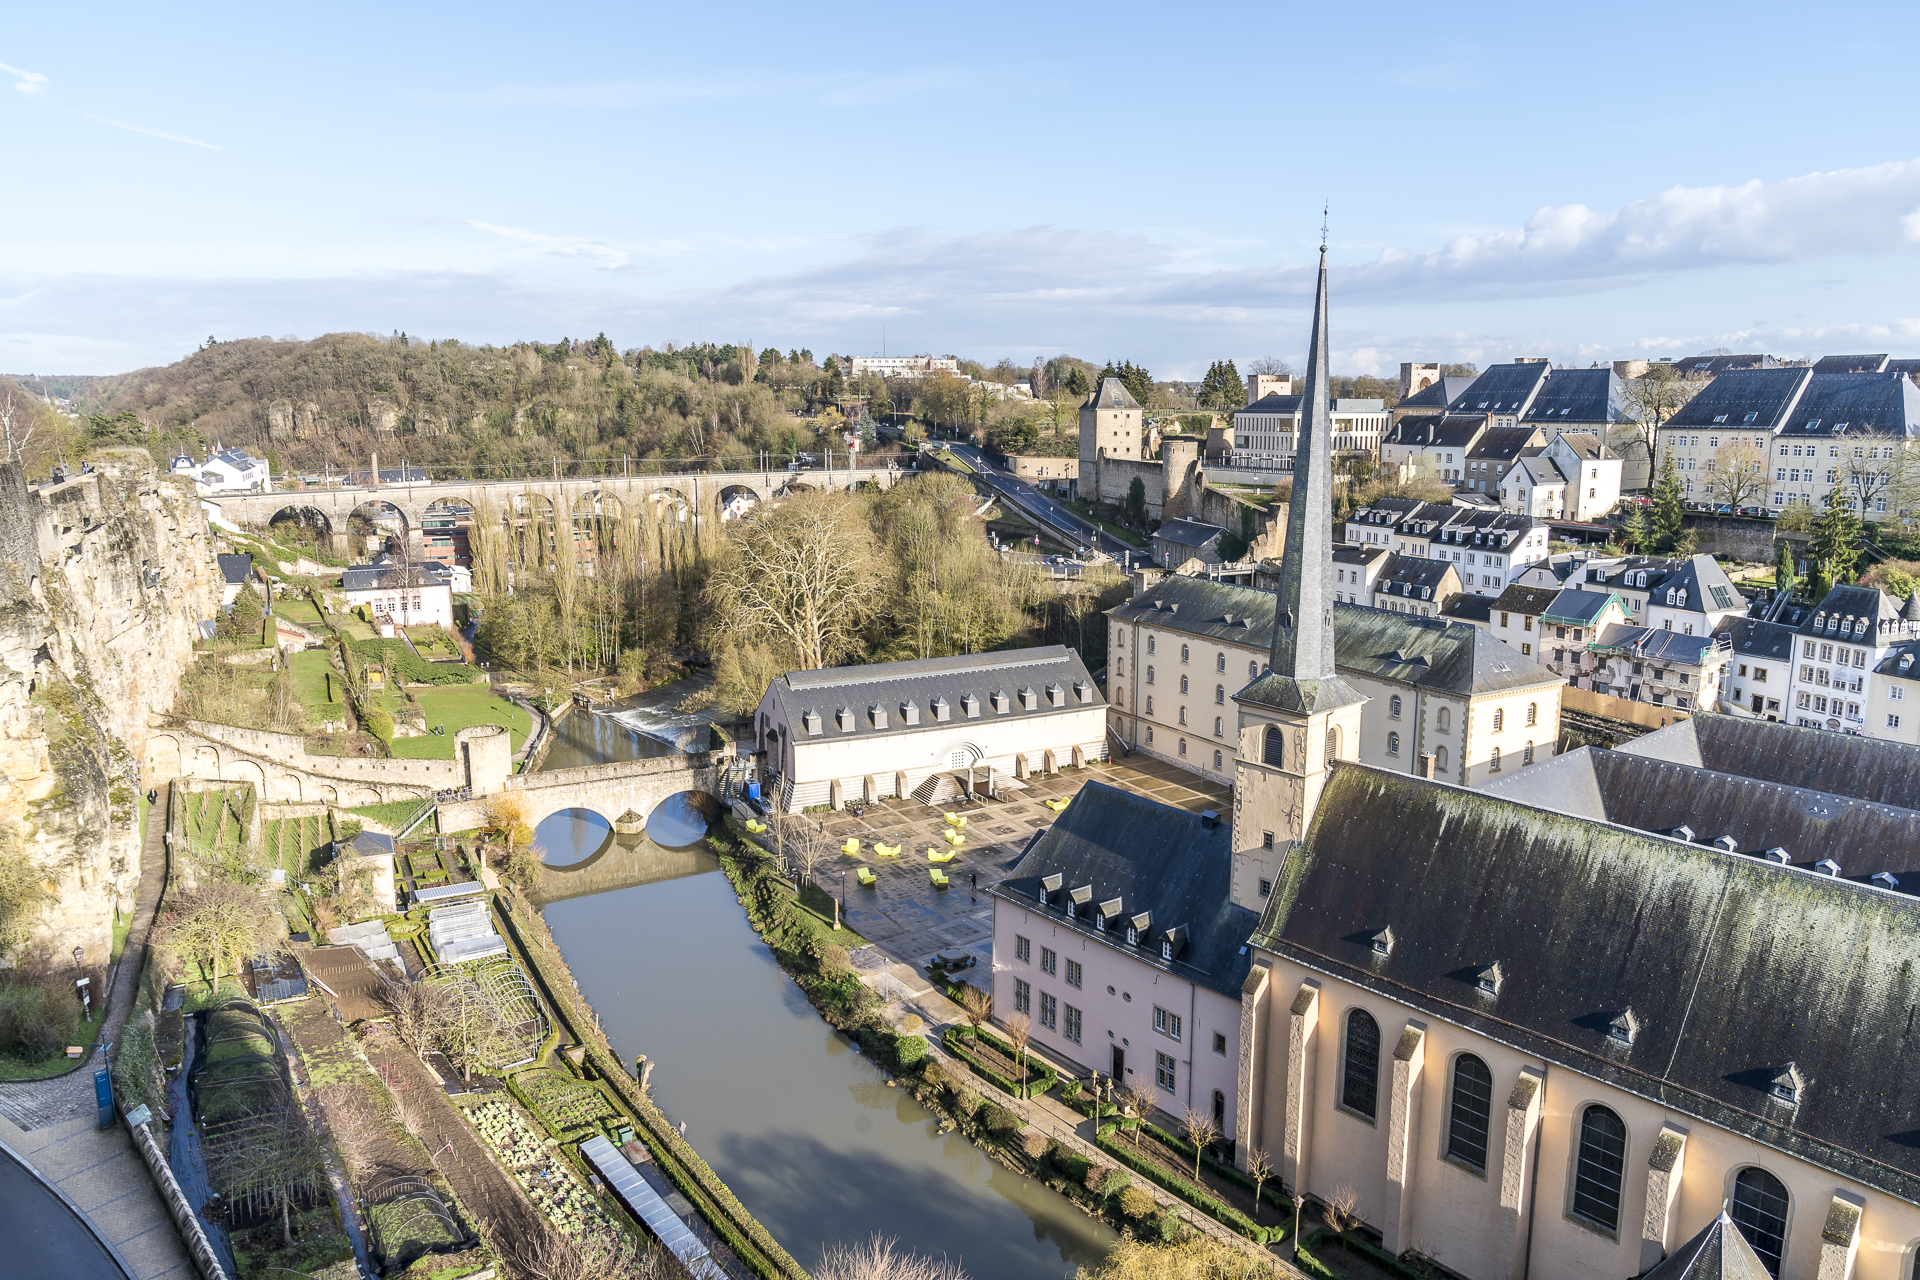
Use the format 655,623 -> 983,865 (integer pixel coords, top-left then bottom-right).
1618,365 -> 1699,476
154,881 -> 272,990
1325,1184 -> 1362,1259
0,383 -> 38,465
1180,1107 -> 1221,1183
1003,1011 -> 1032,1093
1244,1147 -> 1273,1221
1248,357 -> 1293,376
816,1233 -> 969,1280
1117,1083 -> 1157,1146
1838,432 -> 1920,524
705,490 -> 883,671
496,1219 -> 680,1280
776,811 -> 835,890
1704,440 -> 1773,510
380,978 -> 456,1055
954,983 -> 991,1031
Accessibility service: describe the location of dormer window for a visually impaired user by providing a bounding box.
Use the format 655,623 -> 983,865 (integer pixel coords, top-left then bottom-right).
1475,962 -> 1504,996
837,707 -> 856,732
803,710 -> 822,736
1046,683 -> 1066,708
1128,911 -> 1151,944
932,696 -> 950,722
869,704 -> 889,730
1874,871 -> 1901,890
1608,1008 -> 1640,1046
1068,884 -> 1093,916
1019,686 -> 1038,711
992,690 -> 1010,714
1770,1063 -> 1803,1104
1371,926 -> 1395,957
1765,848 -> 1791,864
900,700 -> 919,726
1161,939 -> 1172,960
1815,858 -> 1842,876
962,693 -> 980,718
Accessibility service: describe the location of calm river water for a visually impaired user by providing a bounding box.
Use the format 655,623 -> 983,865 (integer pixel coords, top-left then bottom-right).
528,682 -> 1116,1278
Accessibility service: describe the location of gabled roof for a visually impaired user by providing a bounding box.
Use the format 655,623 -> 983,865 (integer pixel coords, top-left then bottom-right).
1448,362 -> 1552,416
1641,1211 -> 1773,1280
1109,576 -> 1563,695
1584,555 -> 1742,614
1397,376 -> 1473,411
1725,617 -> 1797,661
1087,377 -> 1140,411
1671,354 -> 1777,377
1666,367 -> 1813,429
1541,588 -> 1618,625
1464,426 -> 1543,463
1490,583 -> 1559,616
1795,584 -> 1904,642
1382,415 -> 1483,449
1153,519 -> 1226,548
1810,353 -> 1889,374
1591,623 -> 1722,666
993,782 -> 1256,1000
1373,554 -> 1456,598
1254,763 -> 1920,1204
1623,712 -> 1920,810
217,553 -> 253,586
761,645 -> 1103,743
1239,393 -> 1304,416
1551,431 -> 1611,459
1508,454 -> 1566,486
1776,372 -> 1920,440
1521,367 -> 1625,423
1332,545 -> 1387,569
1440,594 -> 1493,625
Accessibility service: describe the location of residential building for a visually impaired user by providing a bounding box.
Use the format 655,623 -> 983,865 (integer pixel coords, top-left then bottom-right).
1378,414 -> 1485,483
1509,552 -> 1589,591
1460,426 -> 1544,496
1152,519 -> 1229,569
1784,585 -> 1916,734
1499,433 -> 1622,521
1369,554 -> 1460,618
1331,544 -> 1388,604
1767,372 -> 1920,516
1388,375 -> 1474,427
1344,499 -> 1550,597
1442,360 -> 1553,428
1658,366 -> 1810,505
1722,616 -> 1795,720
848,355 -> 960,379
990,789 -> 1250,1131
341,558 -> 457,630
421,505 -> 471,570
1228,396 -> 1387,471
750,646 -> 1107,811
1486,585 -> 1629,678
1586,623 -> 1731,711
1871,631 -> 1920,744
217,553 -> 254,608
1243,372 -> 1293,402
1576,555 -> 1746,634
173,447 -> 271,495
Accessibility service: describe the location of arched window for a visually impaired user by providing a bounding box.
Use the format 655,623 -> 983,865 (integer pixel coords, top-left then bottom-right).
1216,653 -> 1225,672
1435,745 -> 1449,774
1181,644 -> 1189,662
1437,707 -> 1451,733
1213,716 -> 1223,737
1571,1105 -> 1627,1231
1390,695 -> 1402,718
1326,727 -> 1339,763
1489,745 -> 1502,772
1493,708 -> 1504,731
1341,1010 -> 1380,1120
1526,702 -> 1537,726
1178,738 -> 1187,757
1215,685 -> 1225,704
1213,750 -> 1222,769
1180,674 -> 1189,694
1262,725 -> 1285,766
1147,665 -> 1155,685
1147,636 -> 1156,654
1523,741 -> 1534,764
1446,1055 -> 1493,1170
1731,1167 -> 1789,1276
1388,731 -> 1400,755
1250,660 -> 1259,679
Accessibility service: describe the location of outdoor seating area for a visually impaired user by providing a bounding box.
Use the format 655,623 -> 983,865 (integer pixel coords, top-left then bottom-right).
943,812 -> 967,828
841,837 -> 861,856
942,829 -> 965,847
927,849 -> 956,864
857,867 -> 877,887
929,869 -> 949,889
874,842 -> 902,858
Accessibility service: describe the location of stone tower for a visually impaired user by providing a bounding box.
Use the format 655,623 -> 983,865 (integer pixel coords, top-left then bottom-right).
1229,244 -> 1368,912
1078,377 -> 1145,506
1160,436 -> 1201,522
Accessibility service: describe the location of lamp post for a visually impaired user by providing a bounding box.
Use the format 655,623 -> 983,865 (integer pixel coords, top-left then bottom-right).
835,869 -> 845,931
1292,1193 -> 1306,1262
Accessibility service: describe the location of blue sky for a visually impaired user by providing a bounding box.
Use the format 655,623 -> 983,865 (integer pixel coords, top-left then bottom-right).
5,1 -> 1920,378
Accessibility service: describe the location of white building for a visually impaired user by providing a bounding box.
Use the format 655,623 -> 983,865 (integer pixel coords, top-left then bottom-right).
848,355 -> 961,380
1783,585 -> 1920,736
173,447 -> 270,495
1344,501 -> 1550,598
751,647 -> 1107,812
1229,396 -> 1387,470
341,559 -> 457,630
1498,432 -> 1622,521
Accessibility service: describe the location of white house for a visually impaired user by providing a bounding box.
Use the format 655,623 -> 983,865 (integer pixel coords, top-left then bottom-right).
751,647 -> 1108,812
174,447 -> 271,495
1499,433 -> 1622,521
341,559 -> 456,629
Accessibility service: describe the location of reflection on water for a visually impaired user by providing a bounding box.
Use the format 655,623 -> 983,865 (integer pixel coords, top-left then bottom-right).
541,863 -> 1116,1278
538,673 -> 727,773
533,808 -> 612,866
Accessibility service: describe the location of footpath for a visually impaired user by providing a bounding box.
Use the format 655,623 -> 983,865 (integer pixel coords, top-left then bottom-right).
0,783 -> 194,1280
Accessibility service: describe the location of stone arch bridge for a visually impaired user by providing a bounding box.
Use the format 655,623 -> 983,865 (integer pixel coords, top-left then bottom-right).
210,464 -> 909,556
437,753 -> 727,835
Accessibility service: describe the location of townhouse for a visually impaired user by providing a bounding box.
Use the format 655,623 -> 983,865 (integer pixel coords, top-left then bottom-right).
1498,432 -> 1623,521
1370,554 -> 1461,618
1784,585 -> 1920,735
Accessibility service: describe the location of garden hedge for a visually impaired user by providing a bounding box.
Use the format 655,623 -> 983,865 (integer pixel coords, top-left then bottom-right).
1094,1124 -> 1280,1244
942,1025 -> 1059,1099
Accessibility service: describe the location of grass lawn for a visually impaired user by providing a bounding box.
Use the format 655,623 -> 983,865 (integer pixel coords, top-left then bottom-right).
289,649 -> 345,720
275,592 -> 325,627
1062,500 -> 1150,549
337,616 -> 378,641
0,1003 -> 108,1080
349,799 -> 425,828
389,685 -> 529,759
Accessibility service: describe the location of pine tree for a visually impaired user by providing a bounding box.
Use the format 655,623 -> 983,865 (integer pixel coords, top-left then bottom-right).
1648,453 -> 1685,553
1199,360 -> 1245,410
1064,367 -> 1090,397
1773,538 -> 1798,600
1809,488 -> 1863,601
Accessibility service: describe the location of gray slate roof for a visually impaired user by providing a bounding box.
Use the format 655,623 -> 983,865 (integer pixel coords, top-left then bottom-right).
1584,555 -> 1742,615
1777,372 -> 1920,440
1622,712 -> 1920,810
1591,623 -> 1721,666
1542,587 -> 1617,625
764,645 -> 1102,743
1795,584 -> 1905,643
1239,393 -> 1303,415
1465,426 -> 1543,464
1396,377 -> 1473,411
1510,454 -> 1566,486
1725,617 -> 1797,661
1810,354 -> 1890,374
1087,377 -> 1140,411
1447,362 -> 1551,415
1672,354 -> 1778,377
1666,367 -> 1813,429
217,553 -> 253,586
1383,415 -> 1484,449
1153,519 -> 1226,548
1373,554 -> 1454,600
1254,762 -> 1920,1204
1440,594 -> 1493,625
1642,1211 -> 1772,1280
1521,367 -> 1625,423
1111,576 -> 1563,696
992,781 -> 1255,1000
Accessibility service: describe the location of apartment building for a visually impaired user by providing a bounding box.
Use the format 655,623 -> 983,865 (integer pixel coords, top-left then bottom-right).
1586,623 -> 1732,712
1575,555 -> 1746,635
1229,396 -> 1388,470
1370,555 -> 1461,618
1722,616 -> 1796,720
1378,415 -> 1484,483
1459,426 -> 1543,496
848,355 -> 959,379
1498,432 -> 1623,521
1345,501 -> 1550,598
1783,586 -> 1920,735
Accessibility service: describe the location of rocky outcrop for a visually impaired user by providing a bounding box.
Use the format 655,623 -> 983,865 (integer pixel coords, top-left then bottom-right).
0,451 -> 213,965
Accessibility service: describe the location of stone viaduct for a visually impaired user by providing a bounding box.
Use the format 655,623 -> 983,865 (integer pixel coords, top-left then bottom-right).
207,463 -> 909,556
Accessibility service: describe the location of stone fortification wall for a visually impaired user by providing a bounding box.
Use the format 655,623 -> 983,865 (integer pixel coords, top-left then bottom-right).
147,721 -> 455,806
0,453 -> 214,963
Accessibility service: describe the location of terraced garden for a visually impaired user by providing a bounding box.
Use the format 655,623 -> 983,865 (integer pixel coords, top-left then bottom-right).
460,1094 -> 620,1245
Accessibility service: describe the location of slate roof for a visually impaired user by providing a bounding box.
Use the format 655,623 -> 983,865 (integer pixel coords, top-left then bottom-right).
1642,1211 -> 1772,1280
1239,393 -> 1304,416
1623,712 -> 1920,809
1878,639 -> 1920,682
1111,576 -> 1563,695
1332,545 -> 1387,570
1810,354 -> 1890,374
992,782 -> 1256,1000
1552,431 -> 1611,459
1382,415 -> 1483,449
1522,367 -> 1625,423
217,553 -> 253,586
763,645 -> 1102,743
1153,519 -> 1227,548
1373,554 -> 1456,601
1725,617 -> 1797,662
1441,594 -> 1494,625
342,561 -> 453,592
1397,377 -> 1473,412
1886,358 -> 1920,377
1490,583 -> 1560,617
1514,553 -> 1586,586
1542,587 -> 1618,625
1795,584 -> 1905,643
1583,555 -> 1743,615
1509,454 -> 1566,486
1253,763 -> 1920,1204
1448,362 -> 1551,416
1088,377 -> 1141,411
1591,623 -> 1724,667
344,831 -> 396,858
1666,367 -> 1813,429
1671,354 -> 1778,378
1776,372 -> 1920,440
1466,426 -> 1544,465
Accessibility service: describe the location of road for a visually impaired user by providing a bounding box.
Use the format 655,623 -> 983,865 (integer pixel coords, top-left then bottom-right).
936,440 -> 1146,565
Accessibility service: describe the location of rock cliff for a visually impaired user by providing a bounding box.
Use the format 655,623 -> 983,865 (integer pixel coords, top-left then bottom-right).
0,451 -> 214,964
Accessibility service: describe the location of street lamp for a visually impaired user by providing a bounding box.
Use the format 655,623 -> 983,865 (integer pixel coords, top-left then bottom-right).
1292,1193 -> 1306,1261
836,869 -> 846,931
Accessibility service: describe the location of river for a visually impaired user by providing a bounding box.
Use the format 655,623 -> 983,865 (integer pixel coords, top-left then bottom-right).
527,681 -> 1116,1278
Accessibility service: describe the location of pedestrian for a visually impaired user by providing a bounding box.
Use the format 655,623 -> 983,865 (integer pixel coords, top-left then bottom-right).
146,788 -> 157,806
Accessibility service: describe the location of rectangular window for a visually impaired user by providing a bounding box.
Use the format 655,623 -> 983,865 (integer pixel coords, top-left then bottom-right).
1153,1006 -> 1182,1042
1040,991 -> 1057,1031
1015,935 -> 1030,963
1014,979 -> 1030,1014
1156,1051 -> 1177,1092
1040,947 -> 1057,976
1891,714 -> 1902,729
1065,960 -> 1082,989
1213,1032 -> 1227,1056
1064,1004 -> 1082,1044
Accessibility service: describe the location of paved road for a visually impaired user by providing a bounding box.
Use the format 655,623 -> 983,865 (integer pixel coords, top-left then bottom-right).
937,441 -> 1146,564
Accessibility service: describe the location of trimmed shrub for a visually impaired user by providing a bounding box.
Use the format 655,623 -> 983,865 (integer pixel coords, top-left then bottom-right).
361,706 -> 394,742
894,1036 -> 926,1070
920,1060 -> 949,1091
1059,1078 -> 1083,1101
981,1104 -> 1021,1138
1151,1208 -> 1182,1243
1117,1187 -> 1157,1220
1052,1149 -> 1092,1186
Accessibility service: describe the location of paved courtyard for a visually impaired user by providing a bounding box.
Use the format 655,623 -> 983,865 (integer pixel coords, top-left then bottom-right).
797,754 -> 1231,978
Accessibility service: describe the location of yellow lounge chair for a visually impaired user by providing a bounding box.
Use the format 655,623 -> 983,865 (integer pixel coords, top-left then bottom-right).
1043,797 -> 1070,813
744,818 -> 769,834
928,849 -> 956,864
875,842 -> 902,858
943,812 -> 967,828
943,830 -> 965,847
930,869 -> 949,889
857,866 -> 877,887
841,837 -> 861,856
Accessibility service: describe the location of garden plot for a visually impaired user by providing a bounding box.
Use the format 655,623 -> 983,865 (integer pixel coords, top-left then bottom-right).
461,1095 -> 618,1244
513,1068 -> 623,1140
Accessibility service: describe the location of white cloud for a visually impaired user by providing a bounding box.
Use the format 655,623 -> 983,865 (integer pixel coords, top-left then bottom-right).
0,61 -> 47,94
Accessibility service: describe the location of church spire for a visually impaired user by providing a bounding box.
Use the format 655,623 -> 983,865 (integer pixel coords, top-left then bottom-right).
1267,242 -> 1340,685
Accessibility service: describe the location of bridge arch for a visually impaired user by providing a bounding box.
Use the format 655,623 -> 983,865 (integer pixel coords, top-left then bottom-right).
347,499 -> 412,558
266,504 -> 335,544
717,484 -> 761,521
648,487 -> 692,522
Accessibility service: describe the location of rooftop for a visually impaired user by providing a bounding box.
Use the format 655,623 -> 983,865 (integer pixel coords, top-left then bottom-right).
1521,367 -> 1625,424
1666,367 -> 1812,430
1446,362 -> 1552,416
1153,518 -> 1227,548
764,645 -> 1103,742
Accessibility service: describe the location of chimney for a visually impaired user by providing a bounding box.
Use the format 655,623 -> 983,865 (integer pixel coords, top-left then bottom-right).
1418,753 -> 1436,779
1199,810 -> 1219,830
369,451 -> 380,488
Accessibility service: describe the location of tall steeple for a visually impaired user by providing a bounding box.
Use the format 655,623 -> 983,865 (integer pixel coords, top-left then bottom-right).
1243,240 -> 1362,715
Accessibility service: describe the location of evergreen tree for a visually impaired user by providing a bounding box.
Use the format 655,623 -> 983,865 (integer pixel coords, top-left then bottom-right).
1773,538 -> 1798,600
1648,453 -> 1685,553
1064,367 -> 1091,397
1098,360 -> 1155,407
1198,360 -> 1244,409
1809,488 -> 1863,600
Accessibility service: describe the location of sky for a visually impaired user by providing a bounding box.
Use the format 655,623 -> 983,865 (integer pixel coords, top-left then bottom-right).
5,1 -> 1920,380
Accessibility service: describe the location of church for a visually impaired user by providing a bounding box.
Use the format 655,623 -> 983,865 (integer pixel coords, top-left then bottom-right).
990,241 -> 1920,1278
